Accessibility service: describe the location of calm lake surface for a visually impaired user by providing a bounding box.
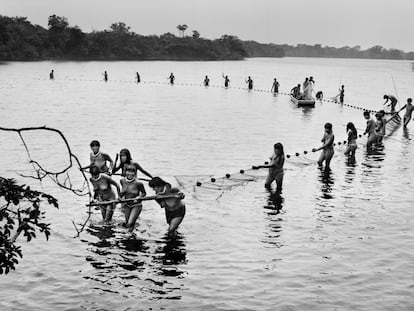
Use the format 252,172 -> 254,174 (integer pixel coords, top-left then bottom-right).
0,58 -> 413,310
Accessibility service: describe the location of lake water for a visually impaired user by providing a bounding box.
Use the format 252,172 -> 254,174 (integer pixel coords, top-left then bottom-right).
0,58 -> 413,310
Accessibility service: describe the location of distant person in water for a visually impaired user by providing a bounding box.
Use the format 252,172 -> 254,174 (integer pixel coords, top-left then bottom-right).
149,177 -> 185,238
246,76 -> 253,90
253,143 -> 285,193
104,71 -> 108,82
316,91 -> 323,100
168,73 -> 175,84
335,85 -> 344,104
49,70 -> 54,80
223,74 -> 230,87
120,164 -> 146,231
383,94 -> 398,112
363,111 -> 376,148
81,140 -> 114,174
344,122 -> 358,160
312,122 -> 335,170
90,165 -> 121,223
402,98 -> 414,127
136,72 -> 141,83
204,75 -> 210,86
271,78 -> 280,93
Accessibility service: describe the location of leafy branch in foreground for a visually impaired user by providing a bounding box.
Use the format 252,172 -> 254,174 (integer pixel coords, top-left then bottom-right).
0,177 -> 58,275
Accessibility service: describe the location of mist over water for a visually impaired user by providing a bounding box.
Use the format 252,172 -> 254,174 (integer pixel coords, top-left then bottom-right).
0,58 -> 413,310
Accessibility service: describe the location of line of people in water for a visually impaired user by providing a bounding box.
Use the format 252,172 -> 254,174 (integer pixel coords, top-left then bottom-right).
253,99 -> 412,193
80,141 -> 185,238
48,69 -> 283,93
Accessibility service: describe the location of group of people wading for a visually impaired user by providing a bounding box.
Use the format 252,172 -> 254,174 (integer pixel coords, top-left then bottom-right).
48,70 -> 413,199
80,141 -> 185,237
255,96 -> 413,194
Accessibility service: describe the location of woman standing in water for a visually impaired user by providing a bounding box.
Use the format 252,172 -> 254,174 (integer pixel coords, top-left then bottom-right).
253,143 -> 285,193
344,122 -> 358,160
312,123 -> 335,170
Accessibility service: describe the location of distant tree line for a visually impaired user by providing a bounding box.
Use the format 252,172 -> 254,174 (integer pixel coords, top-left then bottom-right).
0,15 -> 247,61
0,15 -> 413,61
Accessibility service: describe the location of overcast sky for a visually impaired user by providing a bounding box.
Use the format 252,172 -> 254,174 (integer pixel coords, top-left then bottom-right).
2,0 -> 414,51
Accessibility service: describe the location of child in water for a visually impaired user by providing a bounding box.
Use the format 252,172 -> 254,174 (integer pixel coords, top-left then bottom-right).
112,148 -> 153,179
120,165 -> 146,231
148,177 -> 185,238
253,143 -> 285,193
81,140 -> 114,174
344,122 -> 358,159
312,123 -> 335,169
89,165 -> 121,223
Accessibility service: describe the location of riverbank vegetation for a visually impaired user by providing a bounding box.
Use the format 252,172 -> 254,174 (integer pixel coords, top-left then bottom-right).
0,15 -> 413,61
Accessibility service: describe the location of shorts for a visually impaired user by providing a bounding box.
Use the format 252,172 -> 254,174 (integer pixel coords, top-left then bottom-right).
165,205 -> 186,224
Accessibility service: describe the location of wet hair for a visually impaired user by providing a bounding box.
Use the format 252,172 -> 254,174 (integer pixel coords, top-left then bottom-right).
363,110 -> 370,117
408,98 -> 412,103
273,143 -> 284,155
125,164 -> 137,173
324,122 -> 333,130
383,95 -> 388,99
148,177 -> 169,188
119,148 -> 132,163
379,109 -> 386,116
90,140 -> 100,147
346,122 -> 357,137
90,165 -> 100,175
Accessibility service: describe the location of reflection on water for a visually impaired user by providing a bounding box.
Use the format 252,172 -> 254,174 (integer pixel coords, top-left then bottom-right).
262,190 -> 285,248
82,224 -> 187,298
318,167 -> 335,200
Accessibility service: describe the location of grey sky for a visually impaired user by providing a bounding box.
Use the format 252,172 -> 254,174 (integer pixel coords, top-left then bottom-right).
2,0 -> 414,51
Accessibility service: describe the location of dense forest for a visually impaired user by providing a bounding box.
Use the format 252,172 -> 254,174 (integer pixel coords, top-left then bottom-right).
0,15 -> 413,61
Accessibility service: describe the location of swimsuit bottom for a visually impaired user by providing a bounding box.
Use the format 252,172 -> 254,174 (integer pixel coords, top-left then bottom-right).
165,205 -> 186,224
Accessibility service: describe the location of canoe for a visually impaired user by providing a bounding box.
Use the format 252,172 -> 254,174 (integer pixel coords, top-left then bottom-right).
290,94 -> 315,107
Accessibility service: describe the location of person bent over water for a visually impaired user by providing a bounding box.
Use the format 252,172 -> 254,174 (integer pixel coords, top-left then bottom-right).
383,94 -> 398,113
120,165 -> 146,231
90,165 -> 121,223
253,143 -> 285,193
344,122 -> 358,160
149,177 -> 185,238
363,111 -> 376,148
312,123 -> 335,170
